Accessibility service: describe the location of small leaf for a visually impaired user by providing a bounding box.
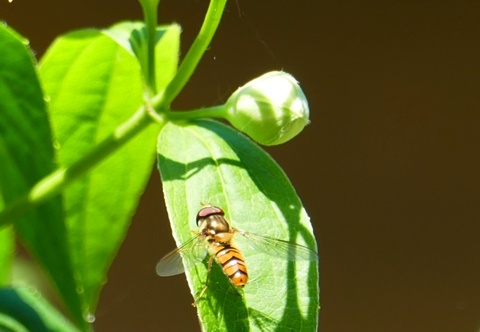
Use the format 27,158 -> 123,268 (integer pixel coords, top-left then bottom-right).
102,21 -> 180,90
0,24 -> 85,327
38,23 -> 180,312
0,287 -> 80,332
157,120 -> 319,331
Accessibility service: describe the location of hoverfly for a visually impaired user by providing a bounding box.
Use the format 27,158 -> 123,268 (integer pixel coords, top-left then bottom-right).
156,205 -> 317,300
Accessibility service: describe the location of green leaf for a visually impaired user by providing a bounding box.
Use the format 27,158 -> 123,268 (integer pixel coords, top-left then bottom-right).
0,287 -> 80,332
102,21 -> 180,91
38,22 -> 179,312
157,120 -> 319,331
0,177 -> 13,287
0,24 -> 85,327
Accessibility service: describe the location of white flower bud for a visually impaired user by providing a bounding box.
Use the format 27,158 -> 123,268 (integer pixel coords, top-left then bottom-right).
224,71 -> 310,146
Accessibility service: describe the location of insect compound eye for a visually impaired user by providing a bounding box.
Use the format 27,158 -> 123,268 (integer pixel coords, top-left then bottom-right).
196,206 -> 225,223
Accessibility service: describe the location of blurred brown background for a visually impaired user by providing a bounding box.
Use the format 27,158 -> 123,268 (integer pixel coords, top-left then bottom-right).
2,0 -> 480,331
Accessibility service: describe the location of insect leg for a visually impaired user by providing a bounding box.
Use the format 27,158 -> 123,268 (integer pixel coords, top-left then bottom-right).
192,255 -> 214,307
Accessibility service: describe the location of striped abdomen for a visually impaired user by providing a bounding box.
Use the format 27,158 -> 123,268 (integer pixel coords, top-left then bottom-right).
211,242 -> 248,287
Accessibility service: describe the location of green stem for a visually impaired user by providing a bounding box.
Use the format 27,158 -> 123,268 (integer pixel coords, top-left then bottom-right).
139,0 -> 160,94
0,226 -> 13,285
0,107 -> 163,227
164,105 -> 226,121
154,0 -> 228,109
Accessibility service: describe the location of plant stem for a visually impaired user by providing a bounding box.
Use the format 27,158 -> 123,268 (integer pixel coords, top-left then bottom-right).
164,105 -> 227,121
154,0 -> 228,109
139,0 -> 160,94
0,226 -> 13,285
0,107 -> 163,227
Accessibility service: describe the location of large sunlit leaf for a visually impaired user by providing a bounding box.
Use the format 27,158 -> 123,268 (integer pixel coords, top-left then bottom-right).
0,24 -> 85,327
0,287 -> 80,332
157,120 -> 319,331
38,22 -> 180,312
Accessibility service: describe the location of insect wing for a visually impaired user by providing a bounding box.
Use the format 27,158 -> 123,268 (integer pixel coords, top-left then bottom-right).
156,235 -> 208,277
156,248 -> 185,277
235,229 -> 318,261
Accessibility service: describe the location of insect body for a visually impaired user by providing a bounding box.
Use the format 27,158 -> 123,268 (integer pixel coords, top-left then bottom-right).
195,205 -> 248,287
156,205 -> 317,298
